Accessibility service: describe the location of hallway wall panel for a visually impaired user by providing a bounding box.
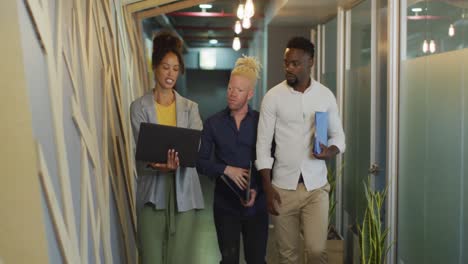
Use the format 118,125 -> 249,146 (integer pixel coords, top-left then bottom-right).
398,47 -> 468,264
398,1 -> 468,263
15,0 -> 144,262
0,1 -> 49,262
342,0 -> 372,227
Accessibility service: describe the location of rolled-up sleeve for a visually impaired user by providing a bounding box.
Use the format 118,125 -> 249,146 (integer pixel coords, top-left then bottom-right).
327,96 -> 346,153
255,93 -> 276,170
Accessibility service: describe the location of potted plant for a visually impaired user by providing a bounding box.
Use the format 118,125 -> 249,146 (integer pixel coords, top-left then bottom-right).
357,176 -> 393,264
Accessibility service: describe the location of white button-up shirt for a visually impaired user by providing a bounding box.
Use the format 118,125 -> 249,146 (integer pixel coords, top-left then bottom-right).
255,79 -> 346,191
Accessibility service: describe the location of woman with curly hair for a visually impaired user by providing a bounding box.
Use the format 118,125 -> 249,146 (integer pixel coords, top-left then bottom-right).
130,31 -> 204,264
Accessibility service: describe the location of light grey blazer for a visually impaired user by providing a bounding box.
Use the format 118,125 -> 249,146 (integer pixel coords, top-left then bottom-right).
130,90 -> 204,213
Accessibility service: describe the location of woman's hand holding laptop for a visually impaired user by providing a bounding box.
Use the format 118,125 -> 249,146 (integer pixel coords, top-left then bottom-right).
148,149 -> 180,172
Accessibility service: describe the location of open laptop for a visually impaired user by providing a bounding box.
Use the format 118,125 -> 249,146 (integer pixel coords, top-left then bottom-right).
135,122 -> 201,167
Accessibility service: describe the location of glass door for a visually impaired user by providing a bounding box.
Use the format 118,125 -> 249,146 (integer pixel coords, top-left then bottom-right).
341,0 -> 387,261
343,0 -> 373,227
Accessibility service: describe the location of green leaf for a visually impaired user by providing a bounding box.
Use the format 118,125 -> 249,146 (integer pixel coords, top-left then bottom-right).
358,176 -> 394,264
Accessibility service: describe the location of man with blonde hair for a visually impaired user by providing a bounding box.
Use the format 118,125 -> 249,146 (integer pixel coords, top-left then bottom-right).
197,56 -> 268,264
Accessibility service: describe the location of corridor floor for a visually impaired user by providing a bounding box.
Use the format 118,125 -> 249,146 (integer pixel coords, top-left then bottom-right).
181,175 -> 302,264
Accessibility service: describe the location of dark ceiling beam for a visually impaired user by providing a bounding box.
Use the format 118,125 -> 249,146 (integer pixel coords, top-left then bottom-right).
127,0 -> 175,14
168,11 -> 264,18
175,25 -> 258,31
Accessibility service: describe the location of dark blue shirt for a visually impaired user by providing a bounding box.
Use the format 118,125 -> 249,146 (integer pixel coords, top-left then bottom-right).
196,106 -> 266,216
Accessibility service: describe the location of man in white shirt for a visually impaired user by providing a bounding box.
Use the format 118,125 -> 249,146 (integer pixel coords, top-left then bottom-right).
256,37 -> 345,263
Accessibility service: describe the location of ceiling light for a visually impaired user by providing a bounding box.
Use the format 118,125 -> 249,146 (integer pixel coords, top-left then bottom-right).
242,17 -> 251,29
233,37 -> 241,51
429,40 -> 436,53
237,4 -> 245,19
209,39 -> 218,45
234,21 -> 242,34
422,40 -> 428,53
245,0 -> 255,18
448,24 -> 455,37
411,7 -> 423,13
199,4 -> 212,9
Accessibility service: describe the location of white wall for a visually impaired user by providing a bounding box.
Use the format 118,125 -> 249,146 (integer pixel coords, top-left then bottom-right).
0,0 -> 49,262
184,47 -> 247,70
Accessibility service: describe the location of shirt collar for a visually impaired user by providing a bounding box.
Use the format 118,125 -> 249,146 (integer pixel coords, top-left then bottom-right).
223,105 -> 254,118
286,76 -> 315,94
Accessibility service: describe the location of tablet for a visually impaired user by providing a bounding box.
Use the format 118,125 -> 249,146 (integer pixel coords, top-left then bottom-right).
220,162 -> 252,201
135,123 -> 201,167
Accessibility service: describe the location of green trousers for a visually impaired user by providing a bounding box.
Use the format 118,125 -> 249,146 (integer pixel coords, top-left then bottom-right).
138,174 -> 198,264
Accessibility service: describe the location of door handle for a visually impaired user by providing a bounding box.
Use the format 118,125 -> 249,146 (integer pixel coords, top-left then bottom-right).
368,163 -> 380,175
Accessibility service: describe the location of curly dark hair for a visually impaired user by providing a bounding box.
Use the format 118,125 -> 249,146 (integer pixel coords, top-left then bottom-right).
286,37 -> 315,59
152,31 -> 185,73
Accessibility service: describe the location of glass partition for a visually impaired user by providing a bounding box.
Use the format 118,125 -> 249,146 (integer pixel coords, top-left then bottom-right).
398,1 -> 468,263
343,0 -> 372,224
321,18 -> 338,95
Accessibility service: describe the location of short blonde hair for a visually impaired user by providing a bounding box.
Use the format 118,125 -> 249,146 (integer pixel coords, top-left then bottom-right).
231,55 -> 262,86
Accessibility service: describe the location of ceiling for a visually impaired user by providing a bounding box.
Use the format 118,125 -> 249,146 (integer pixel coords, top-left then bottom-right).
269,0 -> 373,25
268,0 -> 338,26
139,0 -> 361,48
142,0 -> 271,49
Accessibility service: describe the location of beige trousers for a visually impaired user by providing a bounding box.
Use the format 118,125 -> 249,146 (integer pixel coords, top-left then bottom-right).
272,183 -> 330,264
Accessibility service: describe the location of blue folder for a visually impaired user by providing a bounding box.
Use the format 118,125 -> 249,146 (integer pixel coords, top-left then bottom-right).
314,112 -> 328,155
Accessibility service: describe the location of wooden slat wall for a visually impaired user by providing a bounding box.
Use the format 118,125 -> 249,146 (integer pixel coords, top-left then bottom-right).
2,0 -> 211,262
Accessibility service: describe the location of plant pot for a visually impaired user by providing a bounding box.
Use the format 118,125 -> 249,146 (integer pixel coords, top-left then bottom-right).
349,224 -> 362,264
327,227 -> 344,264
327,238 -> 344,264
